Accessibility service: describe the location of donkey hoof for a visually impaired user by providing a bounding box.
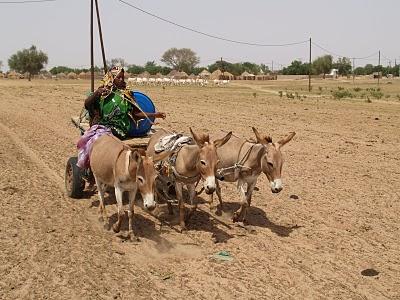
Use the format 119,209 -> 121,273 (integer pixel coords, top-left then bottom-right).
112,223 -> 121,233
104,222 -> 111,231
129,233 -> 140,242
179,224 -> 187,233
232,213 -> 241,223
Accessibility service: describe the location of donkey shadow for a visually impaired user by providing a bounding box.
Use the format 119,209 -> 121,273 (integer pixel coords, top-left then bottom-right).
218,201 -> 302,237
90,191 -> 170,244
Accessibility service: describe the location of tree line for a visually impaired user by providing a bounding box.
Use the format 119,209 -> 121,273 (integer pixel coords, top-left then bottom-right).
282,55 -> 399,77
2,45 -> 398,79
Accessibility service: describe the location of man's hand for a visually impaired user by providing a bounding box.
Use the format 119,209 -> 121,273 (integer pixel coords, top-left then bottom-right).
95,87 -> 108,96
156,112 -> 166,119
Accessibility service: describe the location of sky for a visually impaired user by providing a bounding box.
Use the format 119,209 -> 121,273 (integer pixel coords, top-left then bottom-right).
0,0 -> 399,71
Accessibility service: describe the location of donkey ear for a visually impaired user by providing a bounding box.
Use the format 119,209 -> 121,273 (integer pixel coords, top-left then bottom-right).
190,127 -> 209,147
277,132 -> 296,148
252,127 -> 265,144
131,150 -> 142,164
214,131 -> 232,148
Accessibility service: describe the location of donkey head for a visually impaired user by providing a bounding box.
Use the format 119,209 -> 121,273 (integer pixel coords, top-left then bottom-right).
190,128 -> 232,195
252,127 -> 295,193
129,151 -> 157,211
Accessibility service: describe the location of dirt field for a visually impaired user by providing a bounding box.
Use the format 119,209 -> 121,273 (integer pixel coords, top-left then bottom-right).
1,78 -> 399,299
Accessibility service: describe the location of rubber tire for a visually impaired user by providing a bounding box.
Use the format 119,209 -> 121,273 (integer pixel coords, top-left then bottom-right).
65,156 -> 85,198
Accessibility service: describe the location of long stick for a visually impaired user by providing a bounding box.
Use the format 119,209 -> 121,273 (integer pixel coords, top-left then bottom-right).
90,0 -> 94,92
95,0 -> 107,73
308,37 -> 312,92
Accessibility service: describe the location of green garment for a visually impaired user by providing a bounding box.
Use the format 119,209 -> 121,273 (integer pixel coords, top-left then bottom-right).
98,91 -> 132,139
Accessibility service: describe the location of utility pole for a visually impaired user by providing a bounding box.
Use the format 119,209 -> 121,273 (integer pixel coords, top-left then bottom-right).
308,37 -> 312,92
271,60 -> 274,73
378,50 -> 381,87
90,0 -> 94,93
95,0 -> 107,73
352,57 -> 355,84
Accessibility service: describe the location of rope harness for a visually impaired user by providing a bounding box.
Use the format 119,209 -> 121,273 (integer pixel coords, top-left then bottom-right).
155,140 -> 203,202
216,141 -> 255,180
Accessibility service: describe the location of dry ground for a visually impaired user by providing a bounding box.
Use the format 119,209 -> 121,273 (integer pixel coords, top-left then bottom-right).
0,78 -> 399,299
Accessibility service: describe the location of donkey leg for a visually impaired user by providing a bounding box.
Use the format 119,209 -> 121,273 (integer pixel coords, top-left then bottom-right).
112,186 -> 124,233
242,179 -> 257,224
128,187 -> 138,240
175,182 -> 186,232
186,183 -> 197,220
94,176 -> 108,224
233,180 -> 247,222
215,180 -> 224,212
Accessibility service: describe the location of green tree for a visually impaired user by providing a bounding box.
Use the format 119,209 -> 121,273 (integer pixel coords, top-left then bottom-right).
364,64 -> 374,75
106,58 -> 127,69
50,66 -> 74,75
282,60 -> 309,75
143,61 -> 160,75
127,64 -> 145,75
8,45 -> 48,80
353,67 -> 365,75
260,63 -> 270,74
161,48 -> 199,73
312,55 -> 333,77
334,57 -> 352,76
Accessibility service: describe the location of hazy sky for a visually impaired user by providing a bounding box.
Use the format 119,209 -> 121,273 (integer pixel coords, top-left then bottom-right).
0,0 -> 399,70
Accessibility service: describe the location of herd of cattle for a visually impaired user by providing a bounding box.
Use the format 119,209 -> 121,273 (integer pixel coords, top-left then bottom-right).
88,127 -> 295,238
127,77 -> 230,87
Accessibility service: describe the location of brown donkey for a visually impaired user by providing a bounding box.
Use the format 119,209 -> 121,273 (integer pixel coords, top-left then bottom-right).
210,127 -> 295,222
147,128 -> 232,231
90,135 -> 157,238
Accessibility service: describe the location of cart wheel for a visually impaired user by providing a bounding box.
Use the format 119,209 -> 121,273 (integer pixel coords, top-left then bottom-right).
65,156 -> 85,198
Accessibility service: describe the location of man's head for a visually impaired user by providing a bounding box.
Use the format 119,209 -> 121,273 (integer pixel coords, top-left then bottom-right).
111,66 -> 126,90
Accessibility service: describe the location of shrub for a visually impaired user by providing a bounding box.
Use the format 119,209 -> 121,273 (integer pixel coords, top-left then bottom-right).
286,92 -> 295,99
370,90 -> 383,99
353,87 -> 362,92
278,91 -> 283,98
332,89 -> 353,99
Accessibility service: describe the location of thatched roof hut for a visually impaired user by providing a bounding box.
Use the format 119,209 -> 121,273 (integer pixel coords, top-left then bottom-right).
0,73 -> 4,79
7,70 -> 20,79
139,71 -> 150,78
211,69 -> 234,80
167,69 -> 179,78
188,73 -> 197,79
78,72 -> 87,79
241,71 -> 255,80
57,72 -> 67,79
198,69 -> 211,79
67,72 -> 77,79
222,71 -> 234,80
155,72 -> 164,78
173,71 -> 188,79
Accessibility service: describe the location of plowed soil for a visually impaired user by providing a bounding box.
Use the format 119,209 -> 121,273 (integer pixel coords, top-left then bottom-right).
1,79 -> 399,299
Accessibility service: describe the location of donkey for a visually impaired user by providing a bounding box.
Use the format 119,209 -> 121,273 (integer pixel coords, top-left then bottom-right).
90,135 -> 157,238
210,127 -> 295,223
147,128 -> 232,231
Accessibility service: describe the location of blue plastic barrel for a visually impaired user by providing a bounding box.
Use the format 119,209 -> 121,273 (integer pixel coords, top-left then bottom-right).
127,91 -> 156,137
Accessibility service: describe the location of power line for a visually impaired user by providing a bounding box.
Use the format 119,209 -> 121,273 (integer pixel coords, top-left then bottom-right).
312,41 -> 379,60
0,0 -> 56,3
116,0 -> 309,47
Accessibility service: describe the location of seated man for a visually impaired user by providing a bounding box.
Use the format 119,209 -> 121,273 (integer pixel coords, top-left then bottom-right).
85,66 -> 166,139
77,66 -> 165,169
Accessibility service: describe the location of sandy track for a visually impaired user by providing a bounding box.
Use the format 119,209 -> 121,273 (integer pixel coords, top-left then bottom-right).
1,80 -> 399,299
